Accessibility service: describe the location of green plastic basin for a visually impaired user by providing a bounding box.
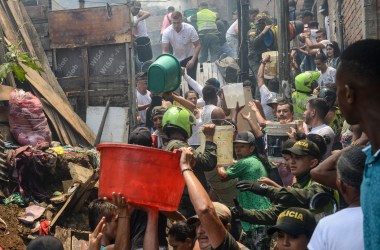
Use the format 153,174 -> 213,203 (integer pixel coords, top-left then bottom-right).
148,54 -> 181,93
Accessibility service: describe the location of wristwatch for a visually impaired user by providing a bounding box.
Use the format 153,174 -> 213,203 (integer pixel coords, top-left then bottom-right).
260,183 -> 269,189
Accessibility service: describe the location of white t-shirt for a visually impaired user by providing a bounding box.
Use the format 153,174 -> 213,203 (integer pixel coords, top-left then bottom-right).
319,39 -> 332,55
188,116 -> 203,146
134,16 -> 148,38
308,207 -> 364,250
226,20 -> 238,37
136,90 -> 151,124
309,124 -> 335,159
201,104 -> 217,125
318,66 -> 336,88
162,23 -> 199,62
259,84 -> 277,121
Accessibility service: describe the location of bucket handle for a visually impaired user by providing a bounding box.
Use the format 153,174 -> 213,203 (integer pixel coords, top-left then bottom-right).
203,119 -> 236,130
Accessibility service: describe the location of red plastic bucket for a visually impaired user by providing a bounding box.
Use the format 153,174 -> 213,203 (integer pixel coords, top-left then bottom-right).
97,143 -> 184,211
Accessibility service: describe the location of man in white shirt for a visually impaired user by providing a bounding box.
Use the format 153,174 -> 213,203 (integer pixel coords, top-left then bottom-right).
136,72 -> 151,126
308,146 -> 365,250
162,11 -> 201,80
131,1 -> 151,71
314,53 -> 336,90
304,28 -> 331,55
225,19 -> 238,58
303,98 -> 335,159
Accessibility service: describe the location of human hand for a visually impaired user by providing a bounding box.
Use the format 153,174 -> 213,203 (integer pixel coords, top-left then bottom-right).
163,92 -> 173,99
236,180 -> 268,195
263,54 -> 271,62
258,177 -> 281,188
88,217 -> 105,250
287,127 -> 297,139
186,59 -> 195,70
111,192 -> 135,218
178,147 -> 193,170
202,124 -> 216,140
263,25 -> 272,33
248,101 -> 259,112
240,112 -> 251,121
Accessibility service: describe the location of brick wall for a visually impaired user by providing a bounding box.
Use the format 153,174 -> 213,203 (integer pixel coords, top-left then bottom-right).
342,0 -> 363,47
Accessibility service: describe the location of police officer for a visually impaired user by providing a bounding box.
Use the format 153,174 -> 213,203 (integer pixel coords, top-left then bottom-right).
317,86 -> 344,150
234,140 -> 339,226
292,71 -> 320,120
162,106 -> 217,218
187,2 -> 221,63
247,13 -> 274,77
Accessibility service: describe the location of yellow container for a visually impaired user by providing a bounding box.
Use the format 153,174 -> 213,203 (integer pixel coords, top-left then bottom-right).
200,125 -> 234,166
262,51 -> 279,79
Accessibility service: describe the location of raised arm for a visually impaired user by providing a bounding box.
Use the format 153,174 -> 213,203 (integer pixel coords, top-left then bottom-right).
137,9 -> 150,22
170,92 -> 196,112
257,54 -> 271,88
179,147 -> 227,248
143,207 -> 159,250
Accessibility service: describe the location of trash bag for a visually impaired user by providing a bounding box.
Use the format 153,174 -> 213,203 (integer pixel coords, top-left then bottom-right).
9,89 -> 52,146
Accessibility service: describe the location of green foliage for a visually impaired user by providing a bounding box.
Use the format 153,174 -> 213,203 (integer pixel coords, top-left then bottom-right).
0,40 -> 43,83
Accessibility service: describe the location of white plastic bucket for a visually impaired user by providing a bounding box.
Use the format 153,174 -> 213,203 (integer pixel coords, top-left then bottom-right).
262,51 -> 278,79
222,82 -> 245,109
200,125 -> 234,166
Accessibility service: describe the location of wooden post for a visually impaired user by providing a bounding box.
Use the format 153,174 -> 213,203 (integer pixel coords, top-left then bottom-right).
81,47 -> 89,110
276,0 -> 291,100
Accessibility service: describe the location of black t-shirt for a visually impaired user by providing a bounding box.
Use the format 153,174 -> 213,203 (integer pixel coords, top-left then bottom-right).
130,210 -> 168,249
213,232 -> 240,250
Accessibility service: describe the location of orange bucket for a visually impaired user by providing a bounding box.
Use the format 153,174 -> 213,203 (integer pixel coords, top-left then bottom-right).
97,143 -> 184,211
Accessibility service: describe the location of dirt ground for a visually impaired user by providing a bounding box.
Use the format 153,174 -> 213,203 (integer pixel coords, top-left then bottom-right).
0,151 -> 95,249
0,204 -> 28,249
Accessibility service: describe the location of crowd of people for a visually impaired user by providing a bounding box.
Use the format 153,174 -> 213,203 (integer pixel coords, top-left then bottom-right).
74,2 -> 379,250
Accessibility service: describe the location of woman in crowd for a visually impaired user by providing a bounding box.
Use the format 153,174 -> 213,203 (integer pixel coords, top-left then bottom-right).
326,41 -> 341,69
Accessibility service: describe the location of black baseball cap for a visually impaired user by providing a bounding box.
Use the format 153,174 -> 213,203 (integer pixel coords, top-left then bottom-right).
233,131 -> 255,144
205,78 -> 221,90
282,139 -> 320,159
267,207 -> 316,238
267,97 -> 282,107
128,127 -> 152,147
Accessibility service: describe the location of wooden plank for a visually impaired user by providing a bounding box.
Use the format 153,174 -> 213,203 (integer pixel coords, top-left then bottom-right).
40,97 -> 71,145
50,185 -> 79,228
203,62 -> 210,81
7,1 -> 69,101
0,84 -> 14,101
17,60 -> 96,145
82,47 -> 90,108
48,5 -> 132,48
